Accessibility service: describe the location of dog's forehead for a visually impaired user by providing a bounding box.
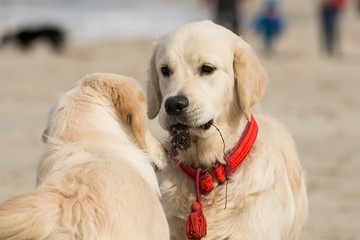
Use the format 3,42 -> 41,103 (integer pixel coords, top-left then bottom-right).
157,21 -> 235,63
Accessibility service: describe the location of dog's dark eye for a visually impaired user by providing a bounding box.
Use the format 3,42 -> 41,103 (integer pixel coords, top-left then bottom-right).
201,64 -> 215,74
161,66 -> 170,77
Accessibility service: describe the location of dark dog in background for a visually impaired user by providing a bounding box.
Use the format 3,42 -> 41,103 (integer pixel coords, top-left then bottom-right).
1,25 -> 66,52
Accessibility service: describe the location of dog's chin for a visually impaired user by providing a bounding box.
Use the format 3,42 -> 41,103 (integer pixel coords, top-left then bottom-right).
169,119 -> 214,134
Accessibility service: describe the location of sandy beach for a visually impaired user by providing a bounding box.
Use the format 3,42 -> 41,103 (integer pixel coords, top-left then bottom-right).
0,1 -> 359,239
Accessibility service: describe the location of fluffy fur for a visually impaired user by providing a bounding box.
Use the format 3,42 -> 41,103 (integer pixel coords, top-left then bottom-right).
147,21 -> 308,239
0,73 -> 169,240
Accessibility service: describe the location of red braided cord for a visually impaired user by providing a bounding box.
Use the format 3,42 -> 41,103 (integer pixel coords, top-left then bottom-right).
195,168 -> 204,202
228,115 -> 258,171
179,162 -> 196,180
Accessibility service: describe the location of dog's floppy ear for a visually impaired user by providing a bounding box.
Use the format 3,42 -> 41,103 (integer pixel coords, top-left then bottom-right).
122,91 -> 147,150
83,74 -> 148,150
147,42 -> 162,119
233,38 -> 267,120
115,85 -> 148,150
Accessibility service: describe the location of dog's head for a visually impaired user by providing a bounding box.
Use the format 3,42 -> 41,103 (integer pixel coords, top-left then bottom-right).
147,21 -> 267,144
42,73 -> 166,170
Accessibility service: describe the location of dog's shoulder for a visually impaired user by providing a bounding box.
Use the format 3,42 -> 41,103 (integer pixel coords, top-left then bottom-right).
255,113 -> 304,196
256,114 -> 295,147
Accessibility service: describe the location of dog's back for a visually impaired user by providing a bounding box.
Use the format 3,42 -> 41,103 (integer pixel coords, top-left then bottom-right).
0,160 -> 167,240
0,73 -> 169,240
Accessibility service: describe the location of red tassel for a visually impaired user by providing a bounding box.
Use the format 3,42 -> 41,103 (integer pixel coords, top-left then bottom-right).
186,201 -> 207,240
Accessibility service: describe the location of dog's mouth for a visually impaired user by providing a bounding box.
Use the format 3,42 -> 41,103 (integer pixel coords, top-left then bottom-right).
169,120 -> 213,151
199,119 -> 214,130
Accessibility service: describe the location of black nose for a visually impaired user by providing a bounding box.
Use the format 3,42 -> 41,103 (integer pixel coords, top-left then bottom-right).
165,95 -> 189,116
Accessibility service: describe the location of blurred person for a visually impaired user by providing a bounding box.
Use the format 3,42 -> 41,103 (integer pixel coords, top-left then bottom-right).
203,0 -> 245,35
252,0 -> 285,55
319,0 -> 347,55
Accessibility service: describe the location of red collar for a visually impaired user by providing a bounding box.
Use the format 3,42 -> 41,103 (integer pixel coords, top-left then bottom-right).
172,115 -> 258,194
171,115 -> 258,240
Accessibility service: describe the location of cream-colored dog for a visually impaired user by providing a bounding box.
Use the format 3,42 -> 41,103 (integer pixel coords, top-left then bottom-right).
0,73 -> 169,240
147,21 -> 308,239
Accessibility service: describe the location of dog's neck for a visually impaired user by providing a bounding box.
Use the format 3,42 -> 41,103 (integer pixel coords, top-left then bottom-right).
178,116 -> 249,169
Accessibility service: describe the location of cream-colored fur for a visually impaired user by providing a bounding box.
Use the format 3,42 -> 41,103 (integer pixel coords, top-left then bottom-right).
0,73 -> 169,240
147,21 -> 308,239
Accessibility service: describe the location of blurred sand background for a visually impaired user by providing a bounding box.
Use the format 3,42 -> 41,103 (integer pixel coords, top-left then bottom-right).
0,0 -> 359,239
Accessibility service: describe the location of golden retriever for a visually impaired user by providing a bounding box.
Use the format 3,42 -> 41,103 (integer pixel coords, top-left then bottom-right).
147,21 -> 308,239
0,73 -> 169,240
